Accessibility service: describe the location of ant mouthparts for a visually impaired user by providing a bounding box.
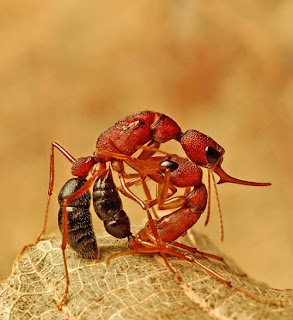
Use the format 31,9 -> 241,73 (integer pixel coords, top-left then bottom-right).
214,165 -> 271,186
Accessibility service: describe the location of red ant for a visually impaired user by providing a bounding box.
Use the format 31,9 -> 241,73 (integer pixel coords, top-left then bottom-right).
36,110 -> 270,308
107,152 -> 272,297
108,154 -> 230,283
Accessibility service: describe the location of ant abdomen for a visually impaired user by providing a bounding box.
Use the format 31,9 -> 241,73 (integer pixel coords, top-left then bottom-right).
93,169 -> 131,239
58,178 -> 99,259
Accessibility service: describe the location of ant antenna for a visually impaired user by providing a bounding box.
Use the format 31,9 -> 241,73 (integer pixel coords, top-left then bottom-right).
214,165 -> 271,187
204,166 -> 224,242
204,169 -> 212,227
211,169 -> 225,242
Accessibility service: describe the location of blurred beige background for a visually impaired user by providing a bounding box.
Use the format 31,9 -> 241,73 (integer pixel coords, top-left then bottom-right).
1,1 -> 293,289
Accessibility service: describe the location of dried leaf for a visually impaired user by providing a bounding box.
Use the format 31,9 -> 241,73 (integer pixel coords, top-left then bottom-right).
0,227 -> 292,320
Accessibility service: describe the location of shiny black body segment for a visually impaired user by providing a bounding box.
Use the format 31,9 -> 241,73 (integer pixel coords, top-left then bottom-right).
58,178 -> 99,259
93,169 -> 131,239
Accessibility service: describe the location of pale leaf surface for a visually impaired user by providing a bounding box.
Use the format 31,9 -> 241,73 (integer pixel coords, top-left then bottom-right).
0,228 -> 292,320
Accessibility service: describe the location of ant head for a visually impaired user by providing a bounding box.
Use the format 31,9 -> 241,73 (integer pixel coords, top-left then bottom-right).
180,129 -> 271,187
180,130 -> 225,168
159,154 -> 202,188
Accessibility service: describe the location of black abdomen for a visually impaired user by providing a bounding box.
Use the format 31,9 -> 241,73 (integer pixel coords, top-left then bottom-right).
93,169 -> 131,239
58,178 -> 99,259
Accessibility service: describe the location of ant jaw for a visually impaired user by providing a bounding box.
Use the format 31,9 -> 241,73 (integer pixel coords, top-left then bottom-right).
213,165 -> 272,187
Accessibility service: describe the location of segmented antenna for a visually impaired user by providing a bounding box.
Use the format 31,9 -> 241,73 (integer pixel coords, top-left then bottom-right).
204,168 -> 212,227
211,170 -> 224,242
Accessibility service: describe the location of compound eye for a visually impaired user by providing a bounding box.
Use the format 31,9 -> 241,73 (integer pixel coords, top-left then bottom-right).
205,146 -> 222,165
160,160 -> 179,172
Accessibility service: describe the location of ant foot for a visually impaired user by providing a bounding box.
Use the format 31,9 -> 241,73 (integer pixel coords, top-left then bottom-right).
35,232 -> 44,244
57,294 -> 68,310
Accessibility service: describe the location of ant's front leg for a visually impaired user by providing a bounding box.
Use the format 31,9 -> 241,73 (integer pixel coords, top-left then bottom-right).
36,142 -> 76,243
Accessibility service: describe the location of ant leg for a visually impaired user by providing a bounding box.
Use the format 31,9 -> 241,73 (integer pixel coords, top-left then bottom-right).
36,142 -> 76,243
117,170 -> 164,245
123,160 -> 176,210
117,174 -> 178,212
162,246 -> 231,285
112,162 -> 167,254
96,152 -> 165,218
111,159 -> 159,210
137,141 -> 161,160
118,174 -> 172,203
170,241 -> 228,266
153,195 -> 186,210
118,175 -> 160,219
107,238 -> 183,282
141,179 -> 159,219
107,240 -> 229,285
56,249 -> 70,309
122,178 -> 173,204
115,163 -> 180,219
118,171 -> 148,210
116,173 -> 160,219
119,172 -> 160,219
141,162 -> 178,210
122,172 -> 142,179
156,168 -> 171,209
137,142 -> 181,159
133,183 -> 178,209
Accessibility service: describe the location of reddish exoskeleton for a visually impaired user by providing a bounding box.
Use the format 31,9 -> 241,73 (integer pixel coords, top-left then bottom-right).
37,110 -> 270,308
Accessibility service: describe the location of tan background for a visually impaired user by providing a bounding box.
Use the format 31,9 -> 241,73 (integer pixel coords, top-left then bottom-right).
1,1 -> 292,289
